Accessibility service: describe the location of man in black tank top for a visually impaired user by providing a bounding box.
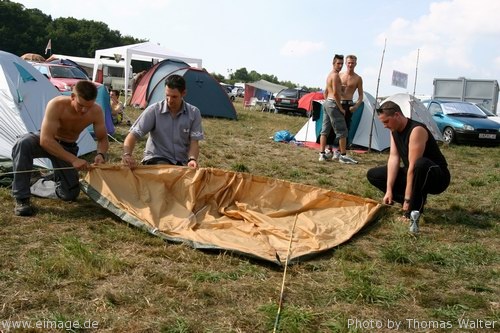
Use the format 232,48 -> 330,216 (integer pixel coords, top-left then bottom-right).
366,101 -> 451,230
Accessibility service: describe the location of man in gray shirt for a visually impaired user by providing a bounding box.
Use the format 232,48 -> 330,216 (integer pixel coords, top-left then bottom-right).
122,74 -> 204,168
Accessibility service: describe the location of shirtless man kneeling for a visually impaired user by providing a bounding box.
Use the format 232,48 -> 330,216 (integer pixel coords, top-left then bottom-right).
11,80 -> 109,216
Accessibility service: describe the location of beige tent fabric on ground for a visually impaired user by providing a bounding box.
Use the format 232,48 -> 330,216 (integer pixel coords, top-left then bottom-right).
81,165 -> 383,264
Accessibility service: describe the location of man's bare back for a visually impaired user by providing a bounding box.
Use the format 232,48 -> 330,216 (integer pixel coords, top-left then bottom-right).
40,92 -> 108,168
325,56 -> 345,112
325,70 -> 342,100
42,95 -> 105,143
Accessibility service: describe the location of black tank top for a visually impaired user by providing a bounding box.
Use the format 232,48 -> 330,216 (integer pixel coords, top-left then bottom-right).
392,119 -> 448,169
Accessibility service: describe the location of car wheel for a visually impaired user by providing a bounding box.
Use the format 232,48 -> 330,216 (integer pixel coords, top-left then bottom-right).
442,127 -> 455,144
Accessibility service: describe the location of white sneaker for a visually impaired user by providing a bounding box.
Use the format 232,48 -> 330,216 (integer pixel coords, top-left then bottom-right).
409,210 -> 420,234
339,154 -> 358,164
318,152 -> 327,162
324,149 -> 333,160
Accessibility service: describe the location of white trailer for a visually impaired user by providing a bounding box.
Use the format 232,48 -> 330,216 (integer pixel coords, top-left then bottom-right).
433,78 -> 499,114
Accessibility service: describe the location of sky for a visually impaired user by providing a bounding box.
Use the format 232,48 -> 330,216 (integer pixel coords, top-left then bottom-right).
15,0 -> 500,100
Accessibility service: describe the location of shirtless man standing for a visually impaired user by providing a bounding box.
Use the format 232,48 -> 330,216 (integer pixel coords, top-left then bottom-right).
340,54 -> 364,133
319,54 -> 358,164
11,80 -> 109,216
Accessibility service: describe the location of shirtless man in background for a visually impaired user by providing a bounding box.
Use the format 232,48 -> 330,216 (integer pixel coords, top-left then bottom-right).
319,54 -> 358,164
340,54 -> 364,131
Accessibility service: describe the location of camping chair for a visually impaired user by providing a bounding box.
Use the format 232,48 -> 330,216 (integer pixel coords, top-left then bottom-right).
263,99 -> 275,113
244,97 -> 258,110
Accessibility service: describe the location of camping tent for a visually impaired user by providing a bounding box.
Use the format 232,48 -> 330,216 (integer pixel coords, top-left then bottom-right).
298,91 -> 324,112
130,59 -> 237,120
295,92 -> 391,151
92,42 -> 202,103
382,93 -> 443,141
86,85 -> 115,136
243,79 -> 287,104
0,50 -> 96,168
81,165 -> 382,264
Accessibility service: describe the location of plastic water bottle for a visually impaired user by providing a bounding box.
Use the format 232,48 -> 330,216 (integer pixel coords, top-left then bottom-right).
409,210 -> 420,234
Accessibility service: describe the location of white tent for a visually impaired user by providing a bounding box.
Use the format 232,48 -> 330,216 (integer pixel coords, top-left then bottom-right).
295,92 -> 391,151
92,42 -> 202,102
351,92 -> 390,151
382,93 -> 443,141
0,50 -> 96,168
245,79 -> 287,94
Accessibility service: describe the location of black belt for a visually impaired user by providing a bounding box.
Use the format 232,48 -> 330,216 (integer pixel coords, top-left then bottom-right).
56,139 -> 78,147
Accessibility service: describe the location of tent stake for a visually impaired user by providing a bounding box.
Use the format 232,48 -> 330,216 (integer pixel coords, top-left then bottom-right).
273,214 -> 298,333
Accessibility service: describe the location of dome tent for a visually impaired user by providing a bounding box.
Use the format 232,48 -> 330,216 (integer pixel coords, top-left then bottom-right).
0,50 -> 96,168
130,59 -> 237,120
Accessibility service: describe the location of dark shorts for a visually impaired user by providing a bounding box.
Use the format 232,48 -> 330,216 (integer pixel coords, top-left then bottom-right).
341,100 -> 354,129
142,157 -> 183,166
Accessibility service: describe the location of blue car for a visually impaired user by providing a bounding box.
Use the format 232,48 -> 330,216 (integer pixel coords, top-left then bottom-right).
422,100 -> 500,145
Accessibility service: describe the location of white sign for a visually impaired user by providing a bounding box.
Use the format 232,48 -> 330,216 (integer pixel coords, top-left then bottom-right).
392,70 -> 408,89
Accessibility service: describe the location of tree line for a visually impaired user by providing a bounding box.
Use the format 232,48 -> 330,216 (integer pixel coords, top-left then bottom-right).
0,0 -> 143,58
0,0 -> 317,90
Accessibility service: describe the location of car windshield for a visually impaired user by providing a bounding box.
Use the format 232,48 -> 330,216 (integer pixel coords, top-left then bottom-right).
441,103 -> 486,117
50,66 -> 89,79
278,89 -> 298,98
475,104 -> 495,116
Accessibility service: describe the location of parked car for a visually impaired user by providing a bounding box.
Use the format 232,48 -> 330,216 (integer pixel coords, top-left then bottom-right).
31,63 -> 98,93
232,87 -> 245,97
423,100 -> 500,145
223,86 -> 236,101
476,103 -> 500,125
274,88 -> 309,116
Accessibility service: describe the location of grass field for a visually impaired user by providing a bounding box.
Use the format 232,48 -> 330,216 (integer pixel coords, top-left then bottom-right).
1,99 -> 499,332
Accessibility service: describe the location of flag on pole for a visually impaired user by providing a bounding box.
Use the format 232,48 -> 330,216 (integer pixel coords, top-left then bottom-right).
45,39 -> 52,55
392,70 -> 408,89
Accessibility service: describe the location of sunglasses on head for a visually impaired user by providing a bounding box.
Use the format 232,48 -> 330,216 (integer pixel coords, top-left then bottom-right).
376,106 -> 399,115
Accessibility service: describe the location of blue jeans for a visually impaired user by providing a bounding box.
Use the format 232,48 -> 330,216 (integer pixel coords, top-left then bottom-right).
11,132 -> 80,201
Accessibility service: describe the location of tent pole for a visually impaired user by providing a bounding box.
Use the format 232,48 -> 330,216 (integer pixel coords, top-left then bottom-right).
368,38 -> 387,152
273,214 -> 298,333
413,49 -> 420,97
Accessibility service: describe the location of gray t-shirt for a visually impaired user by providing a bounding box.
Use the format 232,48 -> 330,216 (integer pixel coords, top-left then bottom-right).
130,100 -> 204,164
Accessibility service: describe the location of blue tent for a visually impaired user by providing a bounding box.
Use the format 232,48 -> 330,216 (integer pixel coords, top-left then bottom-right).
85,85 -> 115,136
130,59 -> 237,119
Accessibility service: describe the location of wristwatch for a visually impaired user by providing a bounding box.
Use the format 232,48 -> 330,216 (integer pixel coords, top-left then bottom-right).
187,157 -> 197,162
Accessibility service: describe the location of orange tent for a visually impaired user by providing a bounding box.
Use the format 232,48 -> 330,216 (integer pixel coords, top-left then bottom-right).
81,165 -> 383,264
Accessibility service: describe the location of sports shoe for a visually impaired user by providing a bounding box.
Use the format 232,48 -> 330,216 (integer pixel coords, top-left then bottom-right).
339,154 -> 358,164
318,152 -> 327,162
14,198 -> 34,216
324,149 -> 333,160
409,210 -> 420,234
